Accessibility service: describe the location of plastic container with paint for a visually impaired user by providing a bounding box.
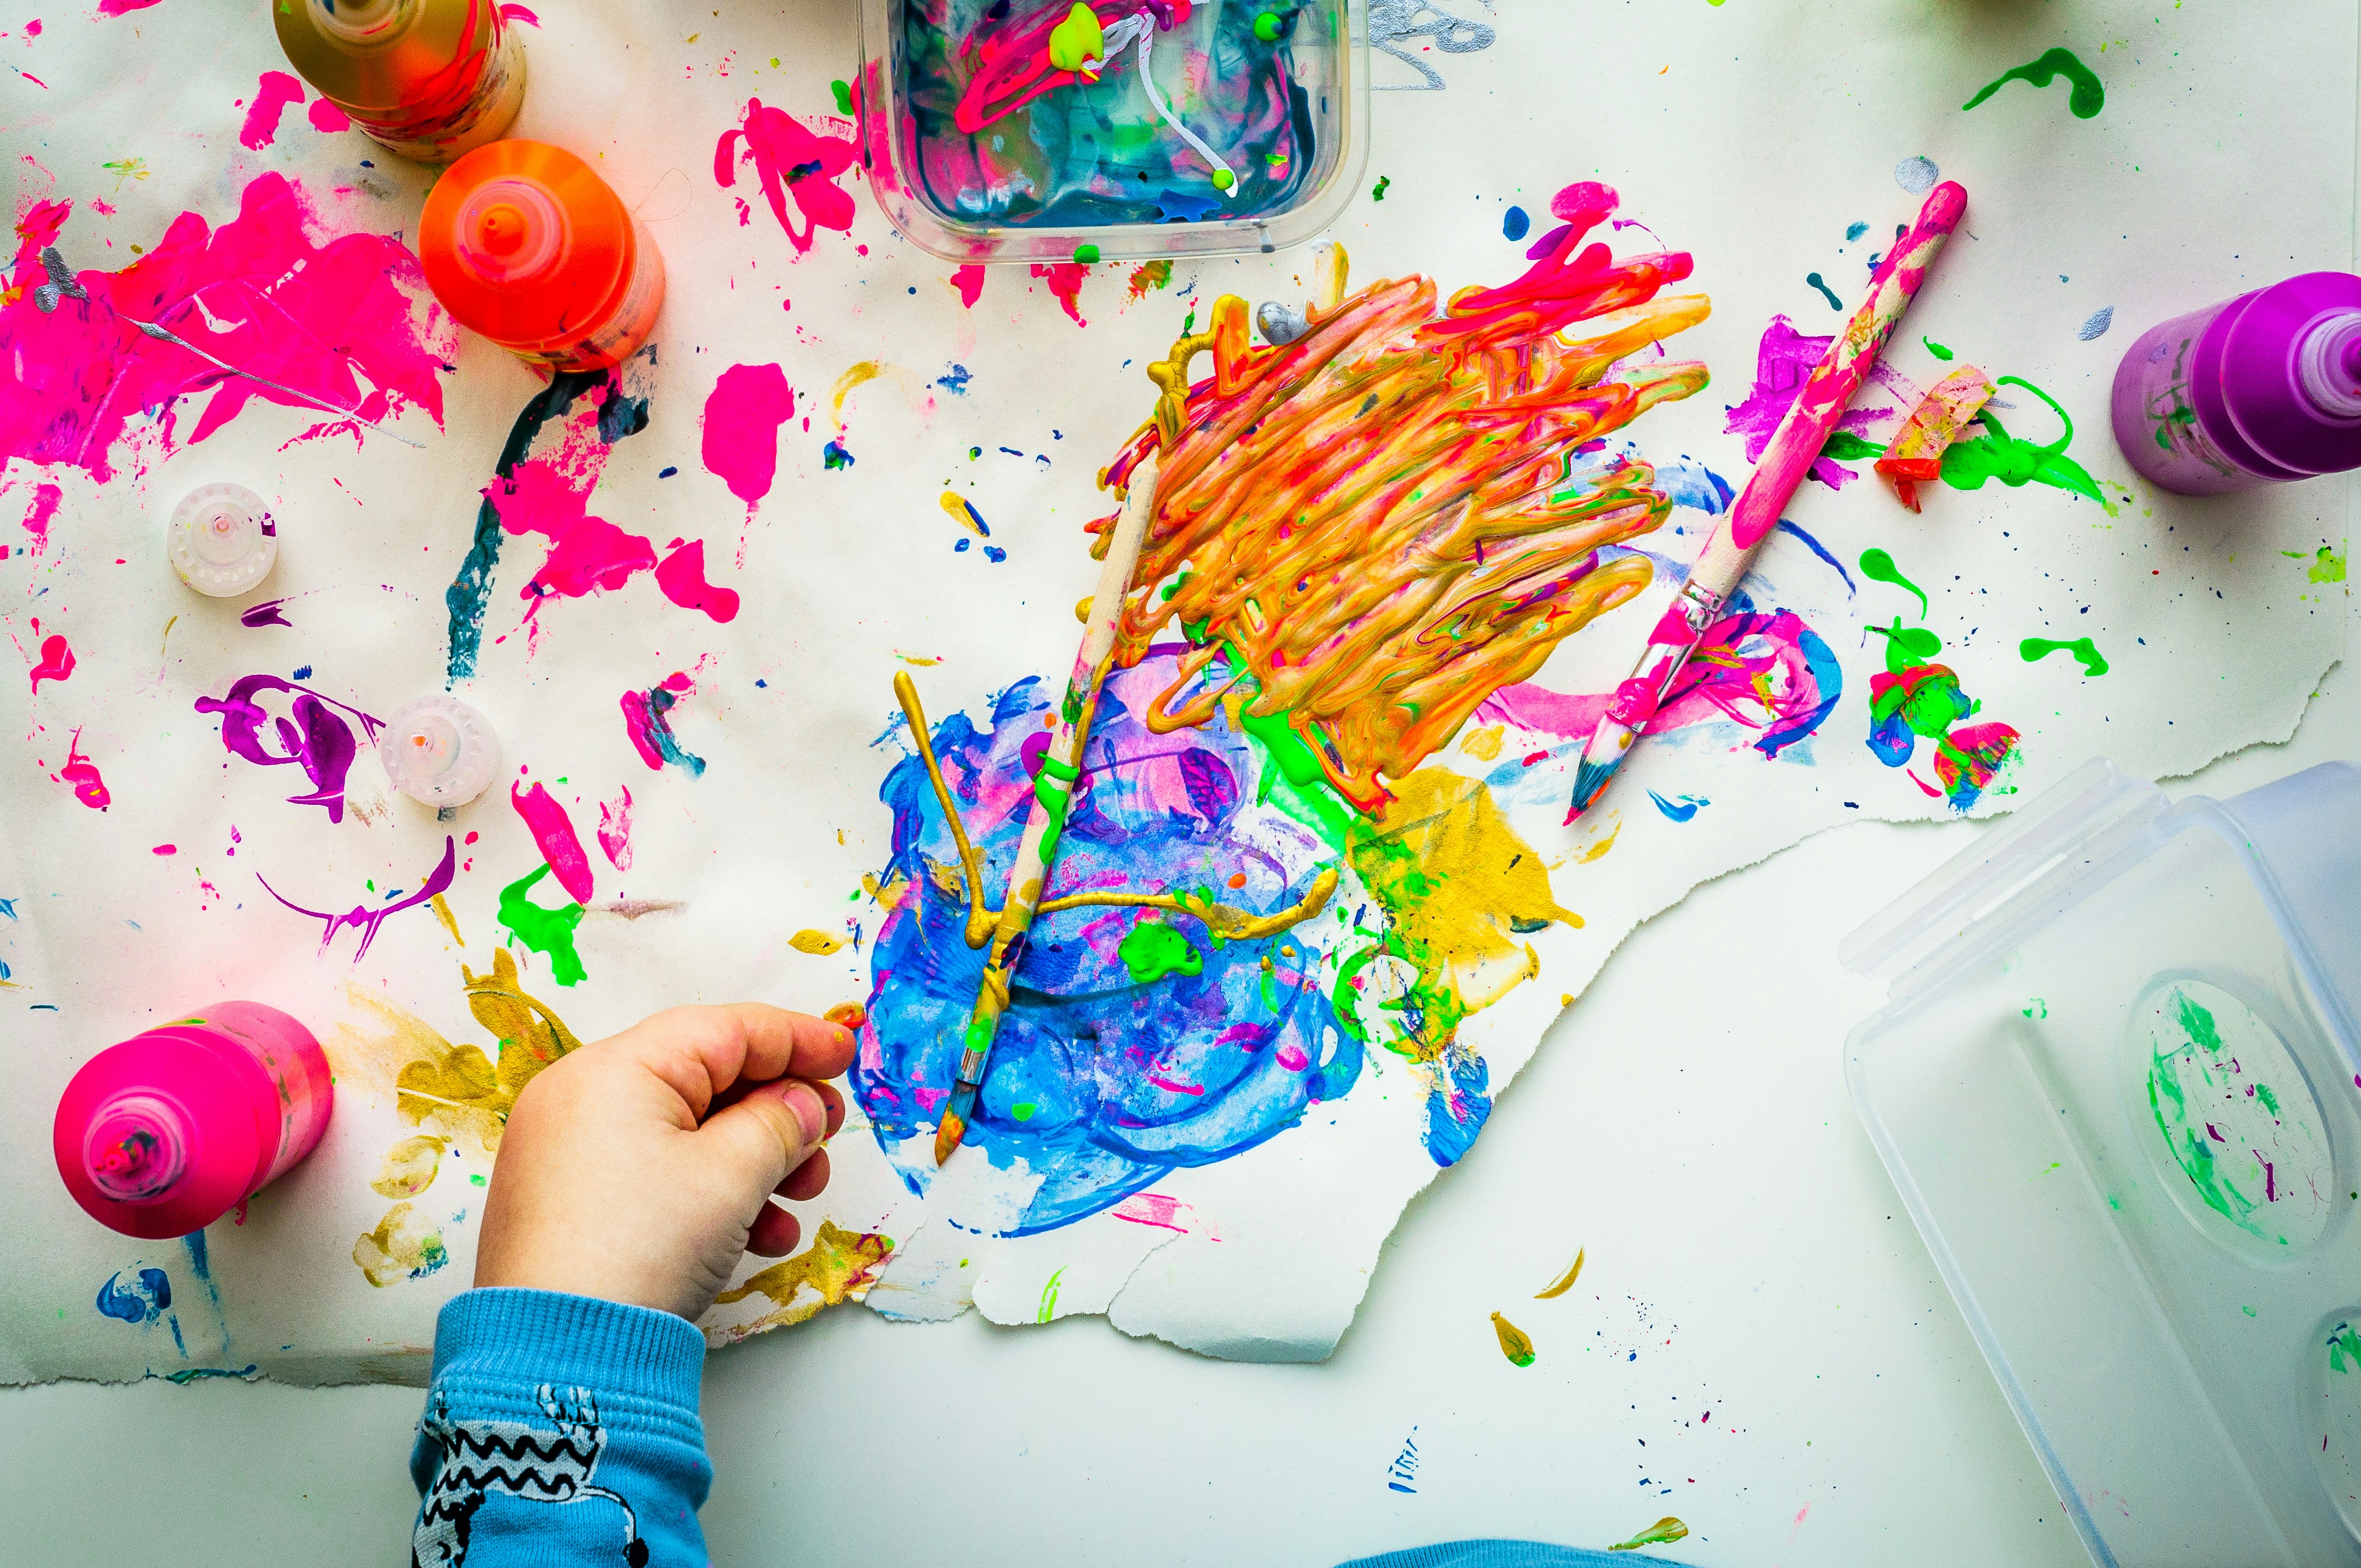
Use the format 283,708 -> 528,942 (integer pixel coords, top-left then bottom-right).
857,0 -> 1369,263
379,694 -> 500,808
2112,271 -> 2361,494
1846,756 -> 2361,1565
168,482 -> 278,598
419,140 -> 666,372
274,0 -> 525,165
55,1003 -> 335,1240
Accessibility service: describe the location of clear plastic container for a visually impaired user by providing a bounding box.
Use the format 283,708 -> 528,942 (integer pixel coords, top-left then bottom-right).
857,0 -> 1369,263
1845,757 -> 2361,1566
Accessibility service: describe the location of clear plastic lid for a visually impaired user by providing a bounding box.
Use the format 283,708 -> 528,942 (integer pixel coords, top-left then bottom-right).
858,0 -> 1369,263
1846,757 -> 2361,1566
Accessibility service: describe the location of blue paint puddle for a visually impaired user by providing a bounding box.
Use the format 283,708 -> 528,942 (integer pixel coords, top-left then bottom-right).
1503,204 -> 1530,242
1649,791 -> 1708,823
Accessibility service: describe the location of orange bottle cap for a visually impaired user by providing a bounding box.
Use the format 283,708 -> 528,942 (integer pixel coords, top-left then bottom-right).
420,140 -> 633,354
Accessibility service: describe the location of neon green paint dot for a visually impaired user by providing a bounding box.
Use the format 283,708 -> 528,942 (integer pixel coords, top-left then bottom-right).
470,1173 -> 486,1186
1074,243 -> 1101,263
1253,11 -> 1282,41
831,79 -> 853,115
1212,168 -> 1236,191
1011,1101 -> 1038,1122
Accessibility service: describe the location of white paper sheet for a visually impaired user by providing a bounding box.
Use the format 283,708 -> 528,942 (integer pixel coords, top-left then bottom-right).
0,0 -> 2348,1383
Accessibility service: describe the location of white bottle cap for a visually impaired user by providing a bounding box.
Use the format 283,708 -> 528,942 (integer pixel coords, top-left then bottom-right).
169,483 -> 279,597
378,696 -> 500,808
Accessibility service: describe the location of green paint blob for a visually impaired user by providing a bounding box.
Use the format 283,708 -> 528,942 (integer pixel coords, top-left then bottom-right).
1923,336 -> 1956,362
1370,175 -> 1391,202
1255,10 -> 1284,40
1859,548 -> 1928,617
1212,168 -> 1236,192
2312,546 -> 2348,585
1119,920 -> 1203,983
1047,2 -> 1105,72
1962,47 -> 2106,119
1031,753 -> 1080,867
1868,617 -> 1942,673
2020,636 -> 2109,676
1819,429 -> 1885,462
1037,1266 -> 1065,1323
2332,1324 -> 2361,1375
830,78 -> 853,116
496,864 -> 587,987
1074,242 -> 1101,264
1010,1101 -> 1037,1123
1939,376 -> 2112,513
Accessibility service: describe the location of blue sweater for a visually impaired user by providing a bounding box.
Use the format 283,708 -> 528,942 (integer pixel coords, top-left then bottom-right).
412,1289 -> 1683,1567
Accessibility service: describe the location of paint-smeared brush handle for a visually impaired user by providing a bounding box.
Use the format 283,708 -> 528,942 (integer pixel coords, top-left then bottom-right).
1568,183 -> 1966,821
938,454 -> 1161,1157
1689,181 -> 1966,598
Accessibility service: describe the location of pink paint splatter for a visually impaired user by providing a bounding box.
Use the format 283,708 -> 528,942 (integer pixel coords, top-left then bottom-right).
1723,315 -> 1896,492
714,97 -> 857,256
621,672 -> 703,775
1,173 -> 452,484
28,632 -> 72,690
20,482 -> 59,556
700,362 -> 795,509
306,98 -> 351,133
239,71 -> 307,151
497,3 -> 540,25
58,728 -> 107,809
597,785 -> 633,871
485,415 -> 656,611
654,539 -> 740,624
952,264 -> 986,309
1030,262 -> 1088,325
510,780 -> 595,904
151,843 -> 175,856
95,0 -> 166,14
1110,1193 -> 1220,1240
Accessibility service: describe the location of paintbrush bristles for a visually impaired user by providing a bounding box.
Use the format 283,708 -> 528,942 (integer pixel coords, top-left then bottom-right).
933,1108 -> 965,1166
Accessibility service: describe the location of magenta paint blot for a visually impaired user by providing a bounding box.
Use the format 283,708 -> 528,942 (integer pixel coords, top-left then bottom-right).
1,175 -> 452,484
240,599 -> 292,629
306,98 -> 351,133
240,71 -> 307,151
1030,262 -> 1089,326
510,780 -> 595,905
1724,315 -> 1895,490
700,362 -> 796,509
715,97 -> 858,256
497,3 -> 540,25
953,264 -> 986,309
95,0 -> 167,14
260,836 -> 457,960
193,674 -> 383,824
59,727 -> 108,809
29,632 -> 73,691
21,482 -> 61,556
654,539 -> 740,623
598,785 -> 634,871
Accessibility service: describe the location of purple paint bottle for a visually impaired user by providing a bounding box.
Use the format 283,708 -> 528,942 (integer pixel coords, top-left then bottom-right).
2112,271 -> 2361,494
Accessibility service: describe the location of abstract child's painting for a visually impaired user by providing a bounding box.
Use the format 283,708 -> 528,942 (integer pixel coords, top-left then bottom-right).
0,1 -> 2348,1380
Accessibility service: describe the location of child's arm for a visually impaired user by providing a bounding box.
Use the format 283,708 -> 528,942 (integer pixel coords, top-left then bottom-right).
409,1003 -> 855,1567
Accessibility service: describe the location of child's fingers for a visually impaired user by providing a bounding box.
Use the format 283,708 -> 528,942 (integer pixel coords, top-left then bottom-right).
698,1077 -> 829,1201
747,1200 -> 803,1257
607,1003 -> 858,1113
775,1147 -> 831,1203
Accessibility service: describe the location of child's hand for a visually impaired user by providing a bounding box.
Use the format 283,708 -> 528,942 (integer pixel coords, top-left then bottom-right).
474,1003 -> 857,1320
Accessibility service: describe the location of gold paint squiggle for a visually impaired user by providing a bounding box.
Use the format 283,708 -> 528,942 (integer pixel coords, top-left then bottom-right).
1094,243 -> 1709,808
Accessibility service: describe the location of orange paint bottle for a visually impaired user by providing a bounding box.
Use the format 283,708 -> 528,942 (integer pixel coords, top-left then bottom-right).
420,141 -> 665,372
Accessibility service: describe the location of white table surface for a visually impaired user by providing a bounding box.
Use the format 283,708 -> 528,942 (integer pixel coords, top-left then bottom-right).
5,569 -> 2351,1566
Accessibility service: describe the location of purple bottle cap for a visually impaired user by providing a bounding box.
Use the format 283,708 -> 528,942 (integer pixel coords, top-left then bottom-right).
2207,271 -> 2361,478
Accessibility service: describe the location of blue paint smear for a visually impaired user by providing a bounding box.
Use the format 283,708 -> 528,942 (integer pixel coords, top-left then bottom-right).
659,465 -> 678,478
983,545 -> 1008,563
1657,458 -> 1735,516
444,363 -> 650,684
168,1314 -> 186,1354
823,440 -> 856,470
858,655 -> 1366,1233
2079,306 -> 2115,341
935,363 -> 972,394
1649,791 -> 1705,823
95,1267 -> 172,1324
290,663 -> 313,681
1805,272 -> 1843,311
954,537 -> 971,553
1503,205 -> 1530,242
637,686 -> 708,778
162,1364 -> 257,1385
1845,221 -> 1869,242
1774,519 -> 1856,596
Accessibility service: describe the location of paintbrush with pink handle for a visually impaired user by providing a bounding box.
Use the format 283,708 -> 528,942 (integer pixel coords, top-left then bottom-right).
1568,180 -> 1969,820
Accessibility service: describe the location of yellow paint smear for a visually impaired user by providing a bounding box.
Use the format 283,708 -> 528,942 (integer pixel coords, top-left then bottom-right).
371,1134 -> 449,1199
1578,820 -> 1622,863
790,928 -> 847,955
1457,723 -> 1505,761
829,360 -> 889,432
1535,1246 -> 1585,1298
430,892 -> 464,946
710,1219 -> 896,1338
352,1202 -> 447,1288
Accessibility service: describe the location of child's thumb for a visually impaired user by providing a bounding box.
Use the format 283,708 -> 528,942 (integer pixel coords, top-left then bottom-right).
701,1077 -> 828,1195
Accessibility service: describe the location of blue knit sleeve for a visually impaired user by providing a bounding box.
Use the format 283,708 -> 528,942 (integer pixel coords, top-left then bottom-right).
1338,1543 -> 1693,1567
410,1288 -> 712,1568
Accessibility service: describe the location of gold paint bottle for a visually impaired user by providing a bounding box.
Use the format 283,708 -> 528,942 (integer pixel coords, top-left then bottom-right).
273,0 -> 525,164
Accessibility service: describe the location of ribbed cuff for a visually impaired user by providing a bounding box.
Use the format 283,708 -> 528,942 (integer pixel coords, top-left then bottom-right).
430,1288 -> 705,1431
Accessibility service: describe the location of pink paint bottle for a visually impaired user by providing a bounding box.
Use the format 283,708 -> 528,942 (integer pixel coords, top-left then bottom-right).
2112,271 -> 2361,494
54,1003 -> 334,1240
